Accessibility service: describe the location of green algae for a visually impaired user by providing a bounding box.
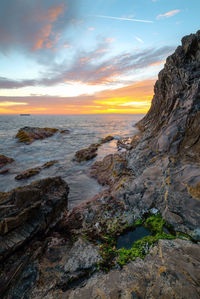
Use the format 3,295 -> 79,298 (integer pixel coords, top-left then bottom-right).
97,214 -> 177,271
16,131 -> 31,143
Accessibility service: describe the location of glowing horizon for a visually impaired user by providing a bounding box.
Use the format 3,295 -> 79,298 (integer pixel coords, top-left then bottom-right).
0,1 -> 199,115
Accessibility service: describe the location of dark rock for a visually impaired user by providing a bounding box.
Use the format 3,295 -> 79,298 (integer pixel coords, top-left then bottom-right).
15,167 -> 41,180
60,129 -> 70,134
100,135 -> 114,144
0,177 -> 69,260
0,155 -> 14,169
74,144 -> 99,162
0,168 -> 10,175
74,136 -> 114,162
42,160 -> 57,169
16,126 -> 59,144
15,160 -> 58,180
64,238 -> 101,273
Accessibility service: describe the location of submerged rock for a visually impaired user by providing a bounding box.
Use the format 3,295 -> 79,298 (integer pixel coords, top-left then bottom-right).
15,167 -> 41,180
15,160 -> 57,180
100,135 -> 114,144
0,155 -> 14,169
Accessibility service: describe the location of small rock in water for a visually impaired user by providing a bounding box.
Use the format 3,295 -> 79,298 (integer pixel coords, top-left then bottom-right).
75,144 -> 99,162
15,160 -> 57,180
0,155 -> 14,169
15,167 -> 41,180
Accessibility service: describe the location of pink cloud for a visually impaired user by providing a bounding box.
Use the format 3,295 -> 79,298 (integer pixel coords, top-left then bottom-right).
157,9 -> 180,19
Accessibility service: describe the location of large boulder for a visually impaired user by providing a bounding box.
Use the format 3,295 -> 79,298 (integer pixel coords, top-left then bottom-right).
16,127 -> 59,144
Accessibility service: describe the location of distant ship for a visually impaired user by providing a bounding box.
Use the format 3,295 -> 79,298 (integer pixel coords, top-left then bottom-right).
20,114 -> 30,116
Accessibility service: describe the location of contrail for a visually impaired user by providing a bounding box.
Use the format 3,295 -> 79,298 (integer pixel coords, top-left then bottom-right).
91,15 -> 153,23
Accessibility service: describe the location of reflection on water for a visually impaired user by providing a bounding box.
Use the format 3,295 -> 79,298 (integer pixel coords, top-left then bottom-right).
0,114 -> 144,208
117,226 -> 151,250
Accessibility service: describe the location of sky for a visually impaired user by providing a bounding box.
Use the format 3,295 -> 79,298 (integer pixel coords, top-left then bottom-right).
0,0 -> 199,115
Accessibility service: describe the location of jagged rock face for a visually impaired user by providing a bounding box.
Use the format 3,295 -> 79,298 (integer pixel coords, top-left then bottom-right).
138,30 -> 200,157
0,177 -> 69,261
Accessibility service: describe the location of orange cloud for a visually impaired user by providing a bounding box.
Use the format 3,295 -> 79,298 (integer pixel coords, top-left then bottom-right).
0,79 -> 155,115
33,4 -> 65,51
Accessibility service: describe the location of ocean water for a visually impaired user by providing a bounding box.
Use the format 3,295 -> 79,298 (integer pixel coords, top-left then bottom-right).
0,114 -> 144,208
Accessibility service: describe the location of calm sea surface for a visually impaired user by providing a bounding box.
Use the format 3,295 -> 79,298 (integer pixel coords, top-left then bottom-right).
0,114 -> 144,208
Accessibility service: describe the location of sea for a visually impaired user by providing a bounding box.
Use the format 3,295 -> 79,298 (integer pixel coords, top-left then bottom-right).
0,114 -> 144,208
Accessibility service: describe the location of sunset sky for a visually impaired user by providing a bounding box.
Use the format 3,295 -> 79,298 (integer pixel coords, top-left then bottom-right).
0,0 -> 199,114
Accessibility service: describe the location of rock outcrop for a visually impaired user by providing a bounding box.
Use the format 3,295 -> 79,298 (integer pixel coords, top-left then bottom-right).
1,30 -> 200,298
75,143 -> 99,162
74,135 -> 114,162
0,177 -> 69,298
15,127 -> 70,144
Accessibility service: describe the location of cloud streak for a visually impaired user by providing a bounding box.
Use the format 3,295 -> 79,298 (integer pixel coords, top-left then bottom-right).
0,101 -> 28,106
91,15 -> 153,23
0,41 -> 175,89
157,9 -> 180,19
0,79 -> 155,114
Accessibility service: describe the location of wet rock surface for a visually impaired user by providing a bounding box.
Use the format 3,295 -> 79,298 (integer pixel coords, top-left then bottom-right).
0,155 -> 14,169
1,30 -> 200,298
75,135 -> 114,162
15,126 -> 69,144
75,143 -> 99,162
15,160 -> 57,180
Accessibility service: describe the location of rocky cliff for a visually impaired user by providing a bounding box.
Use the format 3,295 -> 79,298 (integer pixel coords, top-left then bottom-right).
1,30 -> 200,298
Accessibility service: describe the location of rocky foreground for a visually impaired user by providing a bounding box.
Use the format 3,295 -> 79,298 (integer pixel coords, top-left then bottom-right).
0,30 -> 200,298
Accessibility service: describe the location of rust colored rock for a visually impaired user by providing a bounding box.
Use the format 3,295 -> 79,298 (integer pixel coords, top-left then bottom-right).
0,155 -> 14,169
